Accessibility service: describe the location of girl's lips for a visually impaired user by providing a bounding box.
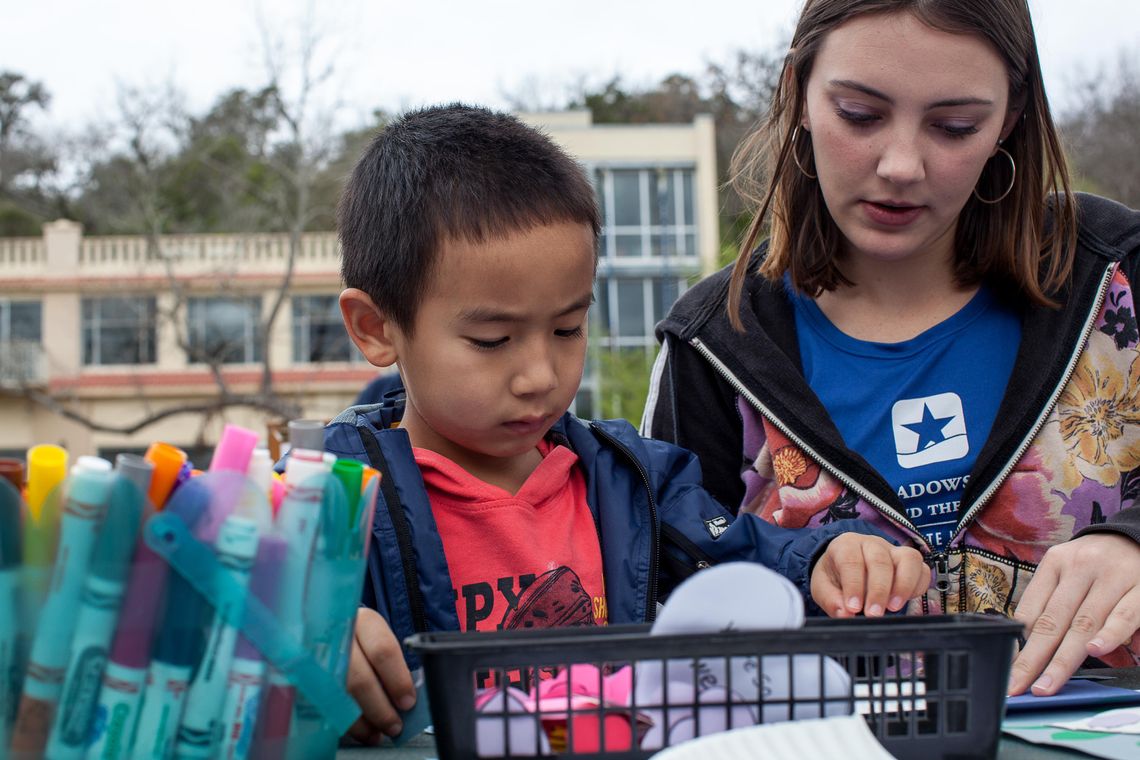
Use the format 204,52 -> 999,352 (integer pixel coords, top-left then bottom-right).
861,200 -> 924,227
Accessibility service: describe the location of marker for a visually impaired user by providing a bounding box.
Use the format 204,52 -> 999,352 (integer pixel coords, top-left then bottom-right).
0,457 -> 24,491
286,470 -> 349,758
209,424 -> 260,475
287,419 -> 325,455
217,536 -> 286,760
85,451 -> 182,760
11,455 -> 114,757
1,475 -> 24,754
260,448 -> 329,753
128,478 -> 212,760
22,445 -> 68,611
25,444 -> 68,522
173,515 -> 260,758
46,464 -> 147,759
331,458 -> 363,533
145,443 -> 188,510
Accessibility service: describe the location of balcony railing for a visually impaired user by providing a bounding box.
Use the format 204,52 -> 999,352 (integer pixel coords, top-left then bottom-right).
0,341 -> 47,389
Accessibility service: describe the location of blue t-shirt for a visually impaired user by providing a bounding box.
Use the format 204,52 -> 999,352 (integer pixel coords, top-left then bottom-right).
790,283 -> 1021,549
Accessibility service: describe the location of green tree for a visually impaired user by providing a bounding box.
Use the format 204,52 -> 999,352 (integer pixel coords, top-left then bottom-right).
0,71 -> 59,235
594,347 -> 654,424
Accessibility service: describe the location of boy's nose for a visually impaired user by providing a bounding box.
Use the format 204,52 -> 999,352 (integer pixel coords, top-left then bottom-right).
511,352 -> 558,397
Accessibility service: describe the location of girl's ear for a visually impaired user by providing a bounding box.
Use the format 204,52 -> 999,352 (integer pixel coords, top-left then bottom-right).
339,288 -> 401,368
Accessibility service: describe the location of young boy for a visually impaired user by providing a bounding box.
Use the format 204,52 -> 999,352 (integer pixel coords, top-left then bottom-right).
330,104 -> 927,743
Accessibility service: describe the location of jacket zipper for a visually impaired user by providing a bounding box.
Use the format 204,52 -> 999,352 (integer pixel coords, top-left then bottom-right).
589,423 -> 661,623
946,262 -> 1116,544
691,262 -> 1114,611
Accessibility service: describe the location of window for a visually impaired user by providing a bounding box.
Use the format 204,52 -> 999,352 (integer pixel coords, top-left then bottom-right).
593,275 -> 690,349
82,296 -> 157,365
0,299 -> 41,343
292,295 -> 360,363
595,167 -> 697,260
187,297 -> 262,364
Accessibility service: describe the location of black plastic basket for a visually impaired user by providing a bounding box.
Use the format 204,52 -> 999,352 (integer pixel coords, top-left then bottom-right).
407,614 -> 1022,760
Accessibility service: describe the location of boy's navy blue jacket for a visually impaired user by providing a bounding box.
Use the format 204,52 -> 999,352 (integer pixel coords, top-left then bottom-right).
323,399 -> 885,670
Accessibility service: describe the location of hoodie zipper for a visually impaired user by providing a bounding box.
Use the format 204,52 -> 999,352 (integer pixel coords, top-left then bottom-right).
691,261 -> 1115,608
589,423 -> 661,623
947,262 -> 1116,544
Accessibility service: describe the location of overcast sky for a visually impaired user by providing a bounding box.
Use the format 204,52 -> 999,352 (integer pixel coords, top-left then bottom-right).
3,0 -> 1138,133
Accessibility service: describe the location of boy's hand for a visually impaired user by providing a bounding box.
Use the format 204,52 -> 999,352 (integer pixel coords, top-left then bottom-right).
346,607 -> 417,744
810,533 -> 928,618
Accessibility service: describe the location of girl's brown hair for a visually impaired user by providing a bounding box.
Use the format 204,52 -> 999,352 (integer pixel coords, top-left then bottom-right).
727,0 -> 1077,329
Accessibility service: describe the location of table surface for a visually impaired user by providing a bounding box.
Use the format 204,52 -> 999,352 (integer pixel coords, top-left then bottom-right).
337,668 -> 1140,760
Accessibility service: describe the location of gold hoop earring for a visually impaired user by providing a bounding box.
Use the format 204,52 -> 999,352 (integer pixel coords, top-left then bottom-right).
973,146 -> 1016,204
791,126 -> 817,179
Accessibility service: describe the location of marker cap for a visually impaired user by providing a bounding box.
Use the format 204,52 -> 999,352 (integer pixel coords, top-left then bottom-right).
287,420 -> 325,454
0,475 -> 21,567
26,444 -> 68,521
209,423 -> 260,474
144,441 -> 188,509
89,472 -> 147,583
0,457 -> 25,491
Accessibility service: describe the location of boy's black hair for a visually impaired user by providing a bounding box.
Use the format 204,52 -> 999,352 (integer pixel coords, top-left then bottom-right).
338,103 -> 601,334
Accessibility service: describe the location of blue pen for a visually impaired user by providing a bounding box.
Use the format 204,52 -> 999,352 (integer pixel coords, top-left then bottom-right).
0,475 -> 24,754
129,477 -> 211,760
47,457 -> 150,758
11,455 -> 114,756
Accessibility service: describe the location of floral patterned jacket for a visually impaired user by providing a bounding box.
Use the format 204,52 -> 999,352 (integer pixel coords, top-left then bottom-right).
643,193 -> 1140,667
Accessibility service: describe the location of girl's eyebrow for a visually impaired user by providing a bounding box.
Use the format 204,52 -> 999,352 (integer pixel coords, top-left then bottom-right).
829,79 -> 994,109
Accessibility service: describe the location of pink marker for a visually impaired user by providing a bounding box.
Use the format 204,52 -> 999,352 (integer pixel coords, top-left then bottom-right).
209,424 -> 260,474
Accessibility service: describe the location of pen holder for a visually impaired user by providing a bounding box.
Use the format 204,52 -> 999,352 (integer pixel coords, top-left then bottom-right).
1,464 -> 378,760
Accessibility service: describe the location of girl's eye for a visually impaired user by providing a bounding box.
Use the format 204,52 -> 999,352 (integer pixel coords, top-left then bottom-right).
835,107 -> 879,125
937,122 -> 979,139
469,337 -> 508,350
555,326 -> 584,339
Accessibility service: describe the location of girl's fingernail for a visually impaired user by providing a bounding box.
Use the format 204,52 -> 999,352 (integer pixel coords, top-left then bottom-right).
1088,637 -> 1105,652
847,596 -> 861,610
868,604 -> 884,617
888,596 -> 904,610
1031,674 -> 1052,693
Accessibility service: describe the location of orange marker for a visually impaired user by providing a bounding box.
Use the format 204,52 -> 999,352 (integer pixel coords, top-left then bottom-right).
144,442 -> 188,510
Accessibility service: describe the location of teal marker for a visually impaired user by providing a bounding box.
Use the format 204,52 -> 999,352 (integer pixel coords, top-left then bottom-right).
11,455 -> 114,757
46,461 -> 148,758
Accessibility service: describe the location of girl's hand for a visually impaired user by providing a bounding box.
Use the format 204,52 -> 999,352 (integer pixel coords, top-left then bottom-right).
1008,533 -> 1140,696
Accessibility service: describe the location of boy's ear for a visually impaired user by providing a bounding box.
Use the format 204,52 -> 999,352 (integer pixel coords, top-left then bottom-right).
340,288 -> 400,368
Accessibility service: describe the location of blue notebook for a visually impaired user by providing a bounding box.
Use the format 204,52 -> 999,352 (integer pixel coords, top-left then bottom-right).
1005,678 -> 1140,713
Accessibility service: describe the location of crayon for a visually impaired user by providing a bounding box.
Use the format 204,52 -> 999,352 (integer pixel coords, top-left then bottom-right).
217,536 -> 286,760
128,478 -> 212,760
46,464 -> 147,758
11,455 -> 114,756
0,476 -> 23,753
173,515 -> 260,758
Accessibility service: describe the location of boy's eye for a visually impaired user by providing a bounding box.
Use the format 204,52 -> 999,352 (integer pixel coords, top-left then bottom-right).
468,337 -> 508,350
555,326 -> 584,339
